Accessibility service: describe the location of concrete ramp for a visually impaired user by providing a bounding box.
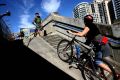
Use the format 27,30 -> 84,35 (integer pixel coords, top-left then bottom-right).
24,36 -> 84,80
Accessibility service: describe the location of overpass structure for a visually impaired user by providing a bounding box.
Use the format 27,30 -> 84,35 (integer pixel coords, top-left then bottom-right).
24,13 -> 120,79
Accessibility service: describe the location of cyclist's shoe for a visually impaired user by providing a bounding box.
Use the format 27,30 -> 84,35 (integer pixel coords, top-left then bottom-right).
69,62 -> 78,69
68,58 -> 77,65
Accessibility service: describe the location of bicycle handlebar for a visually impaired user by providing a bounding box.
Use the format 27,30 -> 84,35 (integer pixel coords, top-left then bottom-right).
66,30 -> 93,50
66,30 -> 78,39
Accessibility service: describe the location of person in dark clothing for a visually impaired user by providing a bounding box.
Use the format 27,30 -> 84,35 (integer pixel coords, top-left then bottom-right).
18,31 -> 24,40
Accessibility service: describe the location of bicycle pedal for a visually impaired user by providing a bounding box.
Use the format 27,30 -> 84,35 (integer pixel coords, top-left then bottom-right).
68,61 -> 73,65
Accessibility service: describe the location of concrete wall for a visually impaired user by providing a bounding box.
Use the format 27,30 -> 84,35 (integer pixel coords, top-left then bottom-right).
42,13 -> 84,28
42,13 -> 114,37
95,23 -> 113,36
43,21 -> 56,35
111,22 -> 120,38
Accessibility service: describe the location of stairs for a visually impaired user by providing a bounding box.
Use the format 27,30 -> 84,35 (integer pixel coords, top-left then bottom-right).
42,35 -> 64,49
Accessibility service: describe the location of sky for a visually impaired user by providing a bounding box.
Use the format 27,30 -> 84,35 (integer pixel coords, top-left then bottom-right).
0,0 -> 92,33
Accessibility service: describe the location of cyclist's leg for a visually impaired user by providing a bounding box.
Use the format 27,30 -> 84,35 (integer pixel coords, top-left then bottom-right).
102,43 -> 120,79
34,28 -> 38,37
39,26 -> 44,37
38,29 -> 41,37
102,43 -> 117,65
37,23 -> 43,37
82,57 -> 116,80
95,50 -> 112,73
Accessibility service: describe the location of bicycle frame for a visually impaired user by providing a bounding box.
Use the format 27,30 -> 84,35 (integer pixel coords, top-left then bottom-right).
68,36 -> 102,77
68,35 -> 94,58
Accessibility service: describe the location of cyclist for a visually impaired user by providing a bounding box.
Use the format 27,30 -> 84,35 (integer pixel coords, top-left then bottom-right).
68,15 -> 120,77
32,12 -> 42,37
18,30 -> 24,40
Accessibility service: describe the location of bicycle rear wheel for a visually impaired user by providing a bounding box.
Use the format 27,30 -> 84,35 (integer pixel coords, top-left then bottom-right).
57,39 -> 73,62
81,58 -> 117,80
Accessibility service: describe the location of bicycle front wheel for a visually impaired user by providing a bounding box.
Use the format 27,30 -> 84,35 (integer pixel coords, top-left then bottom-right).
57,39 -> 73,62
81,58 -> 117,80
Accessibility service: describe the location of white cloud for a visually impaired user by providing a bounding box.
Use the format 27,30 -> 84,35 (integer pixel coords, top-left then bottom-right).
41,0 -> 61,13
18,14 -> 34,28
23,0 -> 34,12
19,0 -> 35,29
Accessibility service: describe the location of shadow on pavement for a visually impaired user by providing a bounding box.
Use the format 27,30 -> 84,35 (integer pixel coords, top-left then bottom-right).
1,40 -> 74,79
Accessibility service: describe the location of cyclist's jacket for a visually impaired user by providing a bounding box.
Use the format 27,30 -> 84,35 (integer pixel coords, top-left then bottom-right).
84,22 -> 100,45
34,16 -> 41,24
34,16 -> 42,29
85,22 -> 108,44
84,22 -> 109,53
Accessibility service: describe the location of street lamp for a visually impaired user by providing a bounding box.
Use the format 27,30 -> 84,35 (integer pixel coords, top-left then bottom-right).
0,3 -> 11,18
0,11 -> 11,18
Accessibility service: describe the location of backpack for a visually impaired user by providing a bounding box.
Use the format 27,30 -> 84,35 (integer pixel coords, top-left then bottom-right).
94,34 -> 108,45
35,16 -> 41,24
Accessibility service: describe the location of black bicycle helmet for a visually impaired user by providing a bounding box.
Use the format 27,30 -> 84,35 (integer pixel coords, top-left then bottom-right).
84,15 -> 93,23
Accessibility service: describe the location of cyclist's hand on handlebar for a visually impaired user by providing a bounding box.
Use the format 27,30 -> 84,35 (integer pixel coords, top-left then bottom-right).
67,30 -> 80,37
67,30 -> 73,34
67,30 -> 77,34
67,30 -> 78,37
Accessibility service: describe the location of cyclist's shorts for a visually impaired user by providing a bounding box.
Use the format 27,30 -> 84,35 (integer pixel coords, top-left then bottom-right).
95,51 -> 102,65
36,27 -> 42,31
39,27 -> 43,31
101,43 -> 110,57
35,27 -> 43,32
95,44 -> 110,65
36,23 -> 43,31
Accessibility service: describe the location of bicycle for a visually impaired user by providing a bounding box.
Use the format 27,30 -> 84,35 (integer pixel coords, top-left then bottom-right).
57,31 -> 117,80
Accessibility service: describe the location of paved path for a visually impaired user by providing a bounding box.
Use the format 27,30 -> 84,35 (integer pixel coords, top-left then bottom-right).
24,36 -> 84,80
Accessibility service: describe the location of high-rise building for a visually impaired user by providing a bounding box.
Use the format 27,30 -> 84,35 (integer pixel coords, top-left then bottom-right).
91,0 -> 112,24
0,18 -> 11,40
91,0 -> 103,23
73,2 -> 92,20
112,0 -> 120,19
73,0 -> 116,24
101,0 -> 112,24
108,0 -> 115,23
97,3 -> 106,23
